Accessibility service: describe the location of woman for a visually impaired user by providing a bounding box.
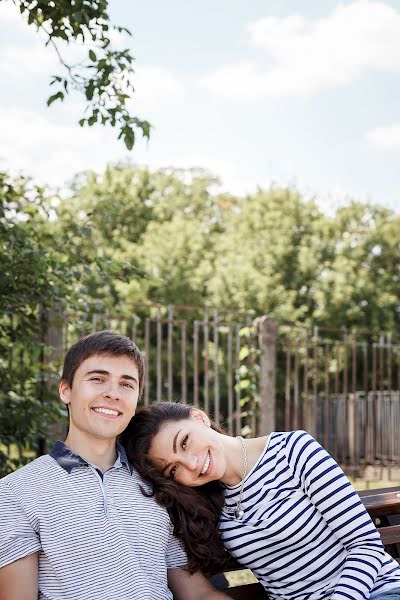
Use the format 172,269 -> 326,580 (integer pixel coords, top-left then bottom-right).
121,402 -> 400,600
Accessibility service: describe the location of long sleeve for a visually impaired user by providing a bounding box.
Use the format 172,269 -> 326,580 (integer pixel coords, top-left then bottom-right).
285,431 -> 386,600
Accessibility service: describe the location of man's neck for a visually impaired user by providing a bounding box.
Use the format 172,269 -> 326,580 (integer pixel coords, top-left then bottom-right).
64,431 -> 118,473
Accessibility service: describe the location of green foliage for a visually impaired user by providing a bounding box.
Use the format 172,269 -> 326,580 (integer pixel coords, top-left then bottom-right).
0,172 -> 64,476
1,163 -> 399,472
11,0 -> 150,149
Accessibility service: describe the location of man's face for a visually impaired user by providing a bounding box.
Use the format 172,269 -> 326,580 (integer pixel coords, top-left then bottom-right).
59,353 -> 140,442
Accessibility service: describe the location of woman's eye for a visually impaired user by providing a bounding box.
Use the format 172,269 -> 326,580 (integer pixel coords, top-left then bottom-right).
181,434 -> 189,450
170,465 -> 178,478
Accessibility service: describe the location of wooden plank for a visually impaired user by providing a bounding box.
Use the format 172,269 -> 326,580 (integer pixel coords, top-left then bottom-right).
378,525 -> 400,547
225,582 -> 267,600
361,491 -> 400,517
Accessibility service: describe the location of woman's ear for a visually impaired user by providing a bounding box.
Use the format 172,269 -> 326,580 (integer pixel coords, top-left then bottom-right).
190,408 -> 211,427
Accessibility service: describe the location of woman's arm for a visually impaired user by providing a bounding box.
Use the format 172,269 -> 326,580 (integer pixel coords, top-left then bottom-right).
285,431 -> 386,600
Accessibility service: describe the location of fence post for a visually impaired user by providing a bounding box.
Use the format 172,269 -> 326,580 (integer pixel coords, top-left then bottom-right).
255,316 -> 278,435
39,305 -> 65,455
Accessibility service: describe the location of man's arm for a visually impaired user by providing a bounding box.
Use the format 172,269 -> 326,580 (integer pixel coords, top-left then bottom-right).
0,552 -> 39,600
168,568 -> 230,600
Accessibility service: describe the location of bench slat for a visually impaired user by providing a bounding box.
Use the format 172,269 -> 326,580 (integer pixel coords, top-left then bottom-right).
378,525 -> 400,547
361,492 -> 400,517
225,582 -> 266,599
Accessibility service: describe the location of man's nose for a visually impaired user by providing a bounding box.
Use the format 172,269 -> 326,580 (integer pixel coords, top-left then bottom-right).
104,382 -> 120,400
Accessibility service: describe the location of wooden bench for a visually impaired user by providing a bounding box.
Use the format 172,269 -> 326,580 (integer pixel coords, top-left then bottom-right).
218,487 -> 400,599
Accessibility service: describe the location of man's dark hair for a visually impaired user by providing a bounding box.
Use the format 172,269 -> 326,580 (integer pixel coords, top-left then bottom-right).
61,330 -> 145,396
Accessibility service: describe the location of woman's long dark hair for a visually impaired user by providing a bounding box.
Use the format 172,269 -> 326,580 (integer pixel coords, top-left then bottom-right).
120,402 -> 229,575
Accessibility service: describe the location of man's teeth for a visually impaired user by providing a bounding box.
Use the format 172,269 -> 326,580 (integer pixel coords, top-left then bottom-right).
92,407 -> 120,416
201,451 -> 210,475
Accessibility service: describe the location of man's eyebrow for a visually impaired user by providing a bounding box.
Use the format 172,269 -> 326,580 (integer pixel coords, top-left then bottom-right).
173,429 -> 182,454
85,369 -> 138,383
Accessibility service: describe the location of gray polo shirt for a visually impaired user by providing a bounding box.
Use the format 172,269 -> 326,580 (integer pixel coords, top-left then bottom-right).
0,442 -> 187,600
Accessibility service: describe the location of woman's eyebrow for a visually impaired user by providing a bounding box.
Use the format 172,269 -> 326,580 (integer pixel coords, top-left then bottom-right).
161,462 -> 171,476
173,429 -> 183,453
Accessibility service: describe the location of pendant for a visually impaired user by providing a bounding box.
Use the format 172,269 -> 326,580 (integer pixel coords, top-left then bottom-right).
224,506 -> 237,514
235,509 -> 244,519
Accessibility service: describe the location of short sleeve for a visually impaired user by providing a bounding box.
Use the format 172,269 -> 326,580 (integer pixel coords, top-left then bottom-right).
166,524 -> 188,570
0,479 -> 41,568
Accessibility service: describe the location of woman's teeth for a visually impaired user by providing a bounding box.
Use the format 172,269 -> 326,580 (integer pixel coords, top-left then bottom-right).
201,451 -> 210,475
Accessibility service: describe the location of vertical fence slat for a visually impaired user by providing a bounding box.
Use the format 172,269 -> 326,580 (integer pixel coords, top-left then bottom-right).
167,306 -> 173,402
285,338 -> 291,431
181,321 -> 187,404
203,309 -> 209,414
156,309 -> 163,403
193,321 -> 199,408
302,331 -> 309,431
235,325 -> 241,436
144,318 -> 150,405
227,326 -> 233,436
213,309 -> 220,424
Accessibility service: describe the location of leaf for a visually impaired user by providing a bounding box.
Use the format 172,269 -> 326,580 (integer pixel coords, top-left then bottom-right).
85,82 -> 95,101
124,130 -> 135,150
47,91 -> 64,106
89,49 -> 97,62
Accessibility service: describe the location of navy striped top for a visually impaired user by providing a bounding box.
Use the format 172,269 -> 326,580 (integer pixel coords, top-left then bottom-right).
219,431 -> 400,600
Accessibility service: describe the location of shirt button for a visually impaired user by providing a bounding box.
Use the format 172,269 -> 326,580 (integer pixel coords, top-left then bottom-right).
108,497 -> 114,506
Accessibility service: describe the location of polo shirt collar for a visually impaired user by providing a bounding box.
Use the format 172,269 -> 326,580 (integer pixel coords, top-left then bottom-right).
50,440 -> 134,475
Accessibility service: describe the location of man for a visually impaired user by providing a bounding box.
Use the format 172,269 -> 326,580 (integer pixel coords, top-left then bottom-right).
0,331 -> 229,600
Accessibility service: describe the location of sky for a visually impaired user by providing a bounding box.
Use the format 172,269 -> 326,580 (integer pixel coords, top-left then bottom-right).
0,0 -> 399,213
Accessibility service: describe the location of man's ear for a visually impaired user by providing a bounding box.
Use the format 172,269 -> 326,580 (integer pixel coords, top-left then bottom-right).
190,408 -> 211,427
59,379 -> 71,405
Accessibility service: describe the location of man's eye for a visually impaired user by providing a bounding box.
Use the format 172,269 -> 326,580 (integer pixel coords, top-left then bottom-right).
91,377 -> 103,382
181,434 -> 189,450
122,382 -> 134,389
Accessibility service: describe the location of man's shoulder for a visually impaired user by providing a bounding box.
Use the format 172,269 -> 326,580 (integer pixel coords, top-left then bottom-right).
0,454 -> 58,489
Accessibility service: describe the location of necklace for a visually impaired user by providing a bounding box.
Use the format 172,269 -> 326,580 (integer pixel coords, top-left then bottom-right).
224,435 -> 248,520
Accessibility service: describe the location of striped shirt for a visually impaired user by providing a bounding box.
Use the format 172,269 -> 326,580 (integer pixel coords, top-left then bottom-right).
0,442 -> 186,600
220,431 -> 400,600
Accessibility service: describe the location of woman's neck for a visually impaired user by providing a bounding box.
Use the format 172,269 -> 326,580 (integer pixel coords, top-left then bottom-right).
220,435 -> 267,486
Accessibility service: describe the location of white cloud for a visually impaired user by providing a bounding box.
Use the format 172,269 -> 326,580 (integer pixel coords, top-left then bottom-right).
0,106 -> 121,187
0,43 -> 58,76
365,123 -> 400,150
0,0 -> 26,28
128,66 -> 185,112
199,1 -> 400,99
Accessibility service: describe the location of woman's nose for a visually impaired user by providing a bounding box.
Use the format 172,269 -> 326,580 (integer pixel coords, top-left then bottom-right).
183,454 -> 198,470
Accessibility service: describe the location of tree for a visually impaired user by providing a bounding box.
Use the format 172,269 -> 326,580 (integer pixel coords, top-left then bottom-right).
7,0 -> 150,149
0,172 -> 65,475
313,201 -> 400,331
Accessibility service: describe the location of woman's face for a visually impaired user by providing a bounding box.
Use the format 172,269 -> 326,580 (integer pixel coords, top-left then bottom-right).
148,411 -> 227,487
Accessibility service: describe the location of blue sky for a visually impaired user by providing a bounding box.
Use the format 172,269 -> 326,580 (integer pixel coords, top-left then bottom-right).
0,0 -> 399,212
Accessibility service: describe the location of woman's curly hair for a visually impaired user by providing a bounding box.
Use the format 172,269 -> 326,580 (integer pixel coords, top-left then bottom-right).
120,402 -> 229,575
